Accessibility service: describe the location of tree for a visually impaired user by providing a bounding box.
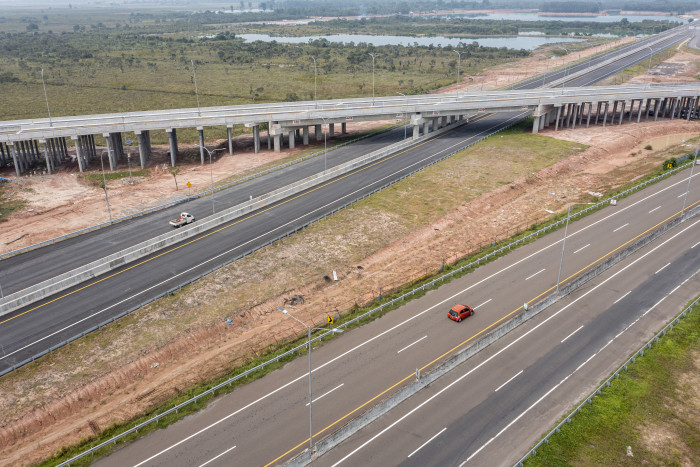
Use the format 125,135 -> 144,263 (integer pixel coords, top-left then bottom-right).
169,167 -> 181,191
26,23 -> 39,31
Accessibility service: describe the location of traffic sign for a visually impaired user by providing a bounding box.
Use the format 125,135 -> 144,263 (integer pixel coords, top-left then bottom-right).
186,181 -> 192,188
327,315 -> 334,324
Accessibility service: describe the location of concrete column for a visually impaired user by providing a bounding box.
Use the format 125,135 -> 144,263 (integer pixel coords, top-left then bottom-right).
288,129 -> 295,149
167,129 -> 178,167
602,102 -> 609,127
654,99 -> 661,121
103,133 -> 115,170
40,140 -> 51,174
33,140 -> 41,163
329,123 -> 334,137
669,98 -> 677,120
197,128 -> 205,165
413,124 -> 420,140
677,96 -> 684,118
571,105 -> 578,129
686,98 -> 694,120
341,122 -> 346,134
9,143 -> 20,176
422,120 -> 429,135
586,103 -> 592,128
227,125 -> 234,155
137,132 -> 148,168
608,101 -> 617,125
554,106 -> 562,131
0,143 -> 6,167
619,102 -> 625,125
72,137 -> 85,172
267,123 -> 272,150
315,124 -> 322,142
273,133 -> 281,152
295,128 -> 300,140
532,115 -> 540,134
303,126 -> 309,145
253,125 -> 260,154
644,99 -> 652,120
49,139 -> 59,166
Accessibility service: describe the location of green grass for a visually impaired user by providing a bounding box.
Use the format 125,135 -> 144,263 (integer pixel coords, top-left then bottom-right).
0,185 -> 27,222
82,169 -> 150,186
523,298 -> 700,466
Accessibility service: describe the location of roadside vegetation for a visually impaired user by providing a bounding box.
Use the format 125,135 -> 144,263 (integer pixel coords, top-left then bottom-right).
523,296 -> 700,466
0,184 -> 27,224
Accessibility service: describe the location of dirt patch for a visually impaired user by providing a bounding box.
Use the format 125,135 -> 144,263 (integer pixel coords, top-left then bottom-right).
0,37 -> 696,466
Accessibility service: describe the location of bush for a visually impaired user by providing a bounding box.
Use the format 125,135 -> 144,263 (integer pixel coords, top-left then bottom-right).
663,157 -> 677,170
644,144 -> 653,150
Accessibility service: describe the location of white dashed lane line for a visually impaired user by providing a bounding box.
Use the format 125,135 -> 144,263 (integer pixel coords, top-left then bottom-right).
397,336 -> 428,354
613,291 -> 631,304
560,325 -> 584,343
573,244 -> 590,254
495,370 -> 523,392
655,262 -> 671,275
613,223 -> 629,232
525,269 -> 546,281
649,206 -> 661,213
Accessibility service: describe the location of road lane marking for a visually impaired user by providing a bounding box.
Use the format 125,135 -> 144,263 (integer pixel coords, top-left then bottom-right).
692,240 -> 700,249
475,299 -> 492,309
307,384 -> 344,406
495,370 -> 523,392
613,291 -> 631,304
649,206 -> 661,213
398,336 -> 428,354
655,262 -> 671,274
560,325 -> 584,343
678,192 -> 686,198
328,218 -> 700,466
573,244 -> 590,254
407,427 -> 446,458
525,269 -> 545,281
198,446 -> 236,467
613,223 -> 629,232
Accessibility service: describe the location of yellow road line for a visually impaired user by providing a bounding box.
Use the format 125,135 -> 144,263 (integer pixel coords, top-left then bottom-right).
265,198 -> 700,466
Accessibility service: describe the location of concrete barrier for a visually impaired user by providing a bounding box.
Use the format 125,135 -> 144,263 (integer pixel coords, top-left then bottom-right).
0,120 -> 466,317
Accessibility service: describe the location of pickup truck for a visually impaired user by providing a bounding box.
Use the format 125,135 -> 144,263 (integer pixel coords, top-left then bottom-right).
169,212 -> 195,228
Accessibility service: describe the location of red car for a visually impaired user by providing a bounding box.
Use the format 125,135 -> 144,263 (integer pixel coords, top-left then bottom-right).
448,304 -> 474,322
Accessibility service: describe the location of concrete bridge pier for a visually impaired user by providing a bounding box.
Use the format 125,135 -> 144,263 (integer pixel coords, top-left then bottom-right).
51,138 -> 62,167
669,98 -> 678,120
226,125 -> 234,156
618,101 -> 626,125
103,133 -> 115,170
138,130 -> 152,168
315,124 -> 322,142
167,129 -> 178,167
9,143 -> 20,176
303,126 -> 309,145
72,136 -> 85,172
252,125 -> 261,153
288,129 -> 295,149
40,140 -> 52,174
329,123 -> 335,137
341,122 -> 347,134
0,143 -> 7,167
267,123 -> 272,150
554,106 -> 562,131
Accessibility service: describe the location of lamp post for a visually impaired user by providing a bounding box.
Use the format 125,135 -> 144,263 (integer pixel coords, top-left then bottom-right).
99,151 -> 113,224
201,146 -> 224,214
368,52 -> 377,105
191,59 -> 201,117
397,92 -> 407,140
454,50 -> 464,96
277,306 -> 342,451
310,56 -> 317,109
645,45 -> 653,89
548,191 -> 594,295
557,46 -> 569,78
41,68 -> 52,127
680,140 -> 698,220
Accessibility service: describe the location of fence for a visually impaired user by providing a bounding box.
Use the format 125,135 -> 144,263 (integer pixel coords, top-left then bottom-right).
514,294 -> 700,466
46,131 -> 698,465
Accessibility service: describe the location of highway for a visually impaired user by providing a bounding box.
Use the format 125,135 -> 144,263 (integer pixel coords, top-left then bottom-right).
0,25 -> 694,375
92,162 -> 700,466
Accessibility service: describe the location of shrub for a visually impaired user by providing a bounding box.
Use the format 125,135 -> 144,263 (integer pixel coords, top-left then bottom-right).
663,157 -> 677,170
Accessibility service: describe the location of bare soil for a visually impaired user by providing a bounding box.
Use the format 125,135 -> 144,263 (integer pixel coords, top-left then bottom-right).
0,38 -> 697,466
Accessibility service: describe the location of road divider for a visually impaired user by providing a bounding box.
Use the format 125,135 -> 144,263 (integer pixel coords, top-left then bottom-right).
0,120 -> 466,317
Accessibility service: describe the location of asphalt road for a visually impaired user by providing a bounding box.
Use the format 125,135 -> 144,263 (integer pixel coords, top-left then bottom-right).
1,26 -> 694,374
92,162 -> 700,466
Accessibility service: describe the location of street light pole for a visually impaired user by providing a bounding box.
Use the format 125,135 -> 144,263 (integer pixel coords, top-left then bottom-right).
397,92 -> 407,140
191,59 -> 201,117
645,45 -> 653,89
548,191 -> 594,295
278,306 -> 342,451
557,46 -> 569,78
680,140 -> 698,220
99,152 -> 113,224
368,52 -> 376,105
201,146 -> 224,215
310,56 -> 317,109
454,51 -> 463,96
41,68 -> 52,127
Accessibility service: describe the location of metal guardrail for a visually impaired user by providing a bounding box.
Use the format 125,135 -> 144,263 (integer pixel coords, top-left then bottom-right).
46,128 -> 697,465
0,122 -> 403,261
514,293 -> 700,467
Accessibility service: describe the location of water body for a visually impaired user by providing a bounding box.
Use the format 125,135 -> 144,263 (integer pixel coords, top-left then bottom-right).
443,12 -> 683,23
238,33 -> 583,50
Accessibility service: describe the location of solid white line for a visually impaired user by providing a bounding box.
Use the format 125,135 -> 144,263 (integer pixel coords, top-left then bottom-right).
649,206 -> 661,213
475,298 -> 492,310
692,240 -> 700,249
494,370 -> 523,392
525,268 -> 546,281
333,218 -> 700,466
678,192 -> 686,198
397,336 -> 428,354
573,244 -> 590,254
306,383 -> 344,406
560,325 -> 584,343
613,291 -> 631,304
198,445 -> 237,467
655,262 -> 671,274
613,223 -> 629,232
407,427 -> 446,458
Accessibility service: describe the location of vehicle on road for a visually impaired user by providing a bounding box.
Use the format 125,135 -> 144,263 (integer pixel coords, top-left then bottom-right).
169,212 -> 195,228
448,304 -> 474,322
